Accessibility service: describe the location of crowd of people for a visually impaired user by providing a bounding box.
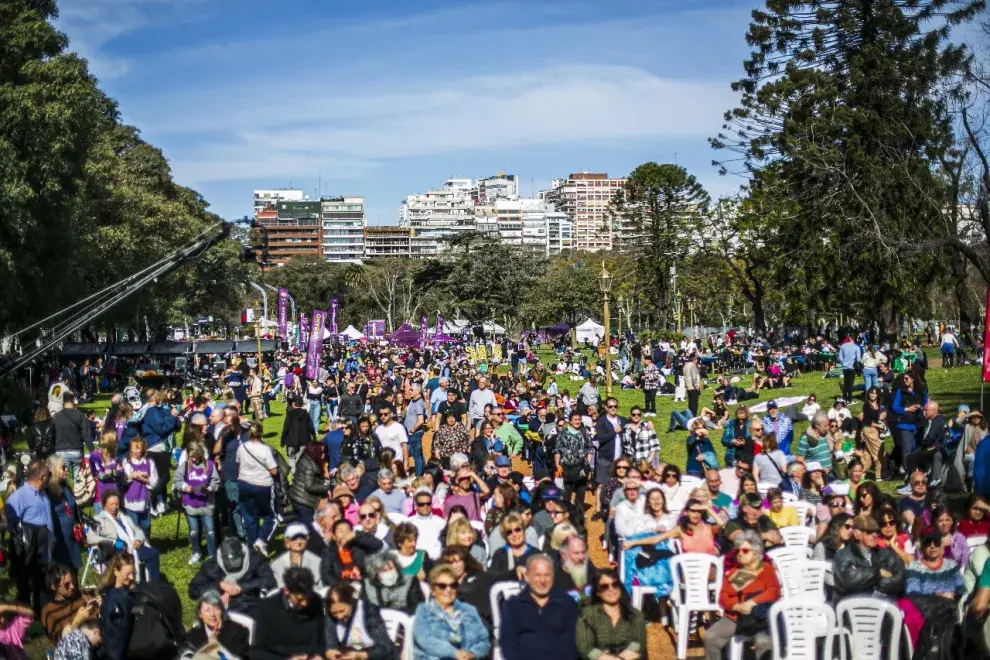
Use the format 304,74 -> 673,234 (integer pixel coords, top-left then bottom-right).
1,325 -> 989,659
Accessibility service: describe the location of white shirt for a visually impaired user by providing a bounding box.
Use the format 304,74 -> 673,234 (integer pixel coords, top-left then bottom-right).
614,498 -> 647,539
409,513 -> 445,559
468,388 -> 497,421
375,422 -> 408,456
719,467 -> 740,499
236,441 -> 276,487
660,482 -> 688,513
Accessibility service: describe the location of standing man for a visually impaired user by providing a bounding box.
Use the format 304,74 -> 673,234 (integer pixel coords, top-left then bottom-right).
468,376 -> 497,429
594,397 -> 626,488
683,353 -> 702,418
623,406 -> 659,469
5,459 -> 53,614
838,335 -> 862,402
337,381 -> 363,426
374,404 -> 410,469
500,554 -> 579,660
248,367 -> 265,422
404,383 -> 427,476
641,355 -> 661,417
52,392 -> 93,484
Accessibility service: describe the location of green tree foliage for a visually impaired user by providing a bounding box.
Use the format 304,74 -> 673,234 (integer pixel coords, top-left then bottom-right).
609,163 -> 710,329
0,0 -> 250,340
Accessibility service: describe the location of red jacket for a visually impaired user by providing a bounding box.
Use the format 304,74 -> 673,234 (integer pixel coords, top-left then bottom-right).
718,562 -> 781,620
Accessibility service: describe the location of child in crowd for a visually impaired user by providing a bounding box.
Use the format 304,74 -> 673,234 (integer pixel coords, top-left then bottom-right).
122,437 -> 158,536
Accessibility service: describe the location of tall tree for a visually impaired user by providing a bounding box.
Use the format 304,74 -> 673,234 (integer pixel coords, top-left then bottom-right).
609,163 -> 710,329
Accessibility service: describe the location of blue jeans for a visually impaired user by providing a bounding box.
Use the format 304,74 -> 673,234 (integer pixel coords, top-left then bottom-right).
408,431 -> 425,477
56,450 -> 83,485
238,481 -> 275,546
326,400 -> 338,424
863,368 -> 878,392
668,409 -> 691,432
186,512 -> 216,558
223,481 -> 245,539
308,401 -> 322,433
135,545 -> 161,582
125,508 -> 151,538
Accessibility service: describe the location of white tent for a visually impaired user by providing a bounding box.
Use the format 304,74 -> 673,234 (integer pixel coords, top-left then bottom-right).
340,325 -> 365,340
446,319 -> 507,336
575,318 -> 605,344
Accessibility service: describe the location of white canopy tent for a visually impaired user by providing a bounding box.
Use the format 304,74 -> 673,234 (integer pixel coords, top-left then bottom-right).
575,318 -> 605,344
340,325 -> 365,340
445,319 -> 507,336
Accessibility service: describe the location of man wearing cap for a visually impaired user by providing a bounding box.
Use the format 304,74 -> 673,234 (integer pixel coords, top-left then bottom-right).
762,401 -> 794,456
722,493 -> 783,549
833,515 -> 905,601
486,455 -> 514,492
270,523 -> 324,591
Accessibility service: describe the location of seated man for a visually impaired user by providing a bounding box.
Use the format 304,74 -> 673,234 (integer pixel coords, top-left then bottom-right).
270,523 -> 324,592
833,515 -> 905,601
722,493 -> 783,550
188,537 -> 276,614
553,535 -> 599,598
252,566 -> 327,660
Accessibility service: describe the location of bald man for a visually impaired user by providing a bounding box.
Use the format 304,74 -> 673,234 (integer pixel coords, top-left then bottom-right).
903,401 -> 946,484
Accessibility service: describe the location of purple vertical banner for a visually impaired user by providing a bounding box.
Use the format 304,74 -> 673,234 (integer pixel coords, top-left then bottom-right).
277,289 -> 288,340
435,313 -> 444,336
305,310 -> 327,379
300,315 -> 310,348
368,320 -> 385,337
419,314 -> 429,348
330,298 -> 338,336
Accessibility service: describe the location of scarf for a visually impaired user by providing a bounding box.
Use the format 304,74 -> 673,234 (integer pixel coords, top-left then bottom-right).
728,563 -> 762,591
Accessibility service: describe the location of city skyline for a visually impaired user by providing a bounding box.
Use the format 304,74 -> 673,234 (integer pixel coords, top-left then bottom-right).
55,0 -> 760,223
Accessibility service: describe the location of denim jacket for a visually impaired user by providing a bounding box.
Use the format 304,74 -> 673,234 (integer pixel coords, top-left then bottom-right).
412,600 -> 491,660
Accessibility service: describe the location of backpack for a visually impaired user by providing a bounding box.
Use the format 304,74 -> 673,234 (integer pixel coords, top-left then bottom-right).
127,581 -> 184,660
30,425 -> 55,458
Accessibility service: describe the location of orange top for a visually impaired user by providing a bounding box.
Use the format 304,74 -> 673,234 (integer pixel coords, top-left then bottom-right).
680,524 -> 717,555
718,562 -> 781,620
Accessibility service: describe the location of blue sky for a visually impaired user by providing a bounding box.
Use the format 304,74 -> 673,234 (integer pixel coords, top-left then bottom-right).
55,0 -> 764,224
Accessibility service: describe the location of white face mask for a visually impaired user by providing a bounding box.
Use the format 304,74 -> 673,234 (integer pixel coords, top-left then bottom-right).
379,568 -> 399,587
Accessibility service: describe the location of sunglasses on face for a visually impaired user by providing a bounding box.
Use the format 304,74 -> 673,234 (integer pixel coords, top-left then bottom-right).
432,582 -> 457,591
416,500 -> 432,507
737,547 -> 753,555
607,404 -> 618,410
359,513 -> 376,520
843,524 -> 854,530
506,527 -> 524,535
598,580 -> 620,592
630,413 -> 641,418
881,520 -> 896,527
911,480 -> 927,486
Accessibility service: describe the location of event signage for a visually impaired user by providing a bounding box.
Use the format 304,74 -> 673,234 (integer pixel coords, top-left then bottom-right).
367,320 -> 385,338
984,287 -> 990,383
277,288 -> 288,339
420,315 -> 429,348
330,298 -> 338,336
300,315 -> 310,349
306,310 -> 327,379
435,313 -> 444,336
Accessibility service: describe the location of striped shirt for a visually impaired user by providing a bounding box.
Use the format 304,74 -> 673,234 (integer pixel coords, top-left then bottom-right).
795,432 -> 832,472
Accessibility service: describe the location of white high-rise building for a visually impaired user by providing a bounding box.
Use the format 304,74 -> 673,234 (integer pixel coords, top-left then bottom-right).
399,178 -> 478,257
321,196 -> 365,264
477,172 -> 518,204
253,188 -> 304,216
490,198 -> 573,255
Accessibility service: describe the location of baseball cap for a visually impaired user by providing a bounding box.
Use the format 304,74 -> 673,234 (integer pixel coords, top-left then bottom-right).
767,400 -> 778,409
494,456 -> 511,468
805,461 -> 824,473
740,493 -> 763,510
836,398 -> 846,405
285,523 -> 309,539
853,515 -> 879,533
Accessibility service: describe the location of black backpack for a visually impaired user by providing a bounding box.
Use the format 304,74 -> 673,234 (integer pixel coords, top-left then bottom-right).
127,581 -> 184,660
30,424 -> 55,458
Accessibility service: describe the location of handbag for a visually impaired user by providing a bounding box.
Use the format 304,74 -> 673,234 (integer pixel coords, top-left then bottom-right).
734,602 -> 771,636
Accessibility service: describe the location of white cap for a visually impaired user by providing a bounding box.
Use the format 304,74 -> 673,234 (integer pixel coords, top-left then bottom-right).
285,523 -> 309,538
805,461 -> 824,472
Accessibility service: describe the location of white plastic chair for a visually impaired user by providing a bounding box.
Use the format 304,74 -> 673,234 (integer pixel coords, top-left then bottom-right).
799,560 -> 829,602
228,611 -> 256,644
490,581 -> 524,660
381,608 -> 414,660
769,599 -> 837,660
792,501 -> 816,527
781,491 -> 798,504
779,525 -> 815,556
758,482 -> 775,498
967,535 -> 987,550
669,553 -> 724,659
680,475 -> 703,491
768,547 -> 806,599
834,596 -> 904,660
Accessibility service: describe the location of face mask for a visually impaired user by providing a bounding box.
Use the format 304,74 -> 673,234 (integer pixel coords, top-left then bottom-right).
379,569 -> 399,587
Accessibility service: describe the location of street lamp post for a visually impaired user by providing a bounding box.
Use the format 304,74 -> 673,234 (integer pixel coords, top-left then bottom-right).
598,261 -> 613,397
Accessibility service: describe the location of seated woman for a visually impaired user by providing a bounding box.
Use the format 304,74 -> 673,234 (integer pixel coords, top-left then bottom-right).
928,505 -> 969,569
900,531 -> 965,650
362,550 -> 425,616
324,583 -> 396,660
958,495 -> 990,539
442,515 -> 488,567
764,488 -> 799,528
576,568 -> 647,660
626,498 -> 720,556
876,506 -> 916,567
86,489 -> 161,582
617,488 -> 678,594
685,420 -> 719,478
40,564 -> 95,643
412,565 -> 490,660
437,546 -> 497,628
704,530 -> 781,660
394,522 -> 432,583
487,513 -> 538,579
179,590 -> 251,659
810,513 -> 852,592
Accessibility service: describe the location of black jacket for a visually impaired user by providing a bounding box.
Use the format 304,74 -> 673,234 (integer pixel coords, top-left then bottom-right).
52,407 -> 91,453
181,620 -> 251,659
252,593 -> 327,660
338,393 -> 364,419
320,532 -> 384,586
99,586 -> 134,660
325,601 -> 396,659
919,414 -> 947,450
500,588 -> 578,660
282,407 -> 316,450
595,415 -> 626,462
188,546 -> 277,612
288,452 -> 332,510
832,543 -> 906,601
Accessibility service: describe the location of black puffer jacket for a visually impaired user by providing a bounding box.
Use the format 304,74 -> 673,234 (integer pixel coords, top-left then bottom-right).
289,452 -> 332,510
281,406 -> 315,450
832,543 -> 906,601
188,543 -> 277,612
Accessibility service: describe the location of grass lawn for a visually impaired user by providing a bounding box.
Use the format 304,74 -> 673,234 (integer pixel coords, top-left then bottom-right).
14,347 -> 986,645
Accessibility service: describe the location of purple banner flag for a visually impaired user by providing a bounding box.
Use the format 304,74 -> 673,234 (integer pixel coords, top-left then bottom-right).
330,298 -> 338,336
435,313 -> 444,336
277,289 -> 288,340
300,315 -> 310,350
305,310 -> 327,379
419,314 -> 429,348
367,320 -> 385,338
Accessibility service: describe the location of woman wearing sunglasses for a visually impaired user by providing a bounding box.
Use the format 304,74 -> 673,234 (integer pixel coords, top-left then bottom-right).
488,512 -> 538,580
875,506 -> 916,566
810,512 -> 853,591
901,530 -> 965,650
704,530 -> 781,660
576,568 -> 647,660
412,565 -> 490,660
